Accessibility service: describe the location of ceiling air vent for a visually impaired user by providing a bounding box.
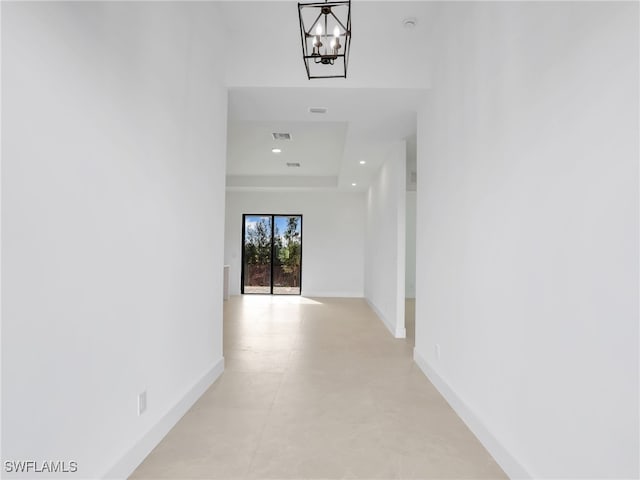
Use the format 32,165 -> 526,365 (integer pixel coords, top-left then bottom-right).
309,107 -> 328,114
286,162 -> 301,168
272,132 -> 291,140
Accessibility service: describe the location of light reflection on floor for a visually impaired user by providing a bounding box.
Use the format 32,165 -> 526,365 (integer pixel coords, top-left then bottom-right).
131,296 -> 506,480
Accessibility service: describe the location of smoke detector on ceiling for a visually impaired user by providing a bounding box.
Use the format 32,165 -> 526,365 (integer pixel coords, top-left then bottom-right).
272,132 -> 292,140
402,17 -> 417,29
309,107 -> 328,114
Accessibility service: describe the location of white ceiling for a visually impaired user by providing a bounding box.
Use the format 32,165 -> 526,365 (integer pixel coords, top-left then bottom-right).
219,1 -> 434,191
227,121 -> 348,177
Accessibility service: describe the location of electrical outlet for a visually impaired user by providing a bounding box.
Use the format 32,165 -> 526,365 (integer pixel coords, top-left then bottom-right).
435,343 -> 441,360
138,391 -> 147,416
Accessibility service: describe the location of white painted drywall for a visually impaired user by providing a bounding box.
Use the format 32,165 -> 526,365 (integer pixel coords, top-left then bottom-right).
415,2 -> 638,478
224,191 -> 365,298
364,143 -> 407,338
405,192 -> 417,299
2,2 -> 227,477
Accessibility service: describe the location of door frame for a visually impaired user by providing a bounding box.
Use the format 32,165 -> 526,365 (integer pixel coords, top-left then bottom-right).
240,213 -> 303,295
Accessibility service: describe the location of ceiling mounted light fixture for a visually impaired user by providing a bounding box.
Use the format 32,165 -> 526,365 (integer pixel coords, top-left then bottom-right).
298,0 -> 351,79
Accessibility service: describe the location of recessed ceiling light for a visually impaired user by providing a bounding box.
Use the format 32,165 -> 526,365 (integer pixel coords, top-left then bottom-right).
351,183 -> 357,187
272,148 -> 282,153
359,160 -> 366,165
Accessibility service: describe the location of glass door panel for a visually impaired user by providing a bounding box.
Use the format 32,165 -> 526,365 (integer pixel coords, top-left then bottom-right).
273,216 -> 302,295
242,215 -> 272,294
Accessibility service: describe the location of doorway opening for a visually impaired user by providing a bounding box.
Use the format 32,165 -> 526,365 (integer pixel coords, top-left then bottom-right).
241,214 -> 302,295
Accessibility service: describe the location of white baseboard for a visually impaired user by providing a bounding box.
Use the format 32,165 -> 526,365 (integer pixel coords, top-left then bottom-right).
302,291 -> 364,298
103,358 -> 225,479
366,299 -> 405,339
366,298 -> 394,335
413,348 -> 530,480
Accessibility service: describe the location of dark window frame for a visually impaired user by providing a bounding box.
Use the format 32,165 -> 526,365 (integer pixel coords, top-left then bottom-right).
241,214 -> 303,296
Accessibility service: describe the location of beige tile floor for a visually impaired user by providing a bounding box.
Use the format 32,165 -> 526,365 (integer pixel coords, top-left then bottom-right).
131,296 -> 506,479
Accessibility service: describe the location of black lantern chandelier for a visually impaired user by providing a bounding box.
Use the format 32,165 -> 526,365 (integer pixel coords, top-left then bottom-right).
298,0 -> 351,79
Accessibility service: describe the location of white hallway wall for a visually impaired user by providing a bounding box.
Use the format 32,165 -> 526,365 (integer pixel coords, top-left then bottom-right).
405,191 -> 417,299
225,191 -> 365,298
364,142 -> 407,338
2,2 -> 227,478
415,2 -> 638,478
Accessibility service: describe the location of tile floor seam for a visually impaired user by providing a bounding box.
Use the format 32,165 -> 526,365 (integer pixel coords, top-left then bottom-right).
243,347 -> 296,479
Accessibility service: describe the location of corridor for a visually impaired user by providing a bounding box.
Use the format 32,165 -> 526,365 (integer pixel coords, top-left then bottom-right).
131,296 -> 505,479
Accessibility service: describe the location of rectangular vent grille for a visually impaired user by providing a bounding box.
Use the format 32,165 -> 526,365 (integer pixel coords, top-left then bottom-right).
272,132 -> 291,140
309,107 -> 328,114
286,162 -> 301,168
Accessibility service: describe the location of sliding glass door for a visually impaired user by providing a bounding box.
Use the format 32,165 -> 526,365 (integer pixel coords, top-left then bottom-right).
242,214 -> 302,295
273,215 -> 302,294
242,215 -> 273,294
